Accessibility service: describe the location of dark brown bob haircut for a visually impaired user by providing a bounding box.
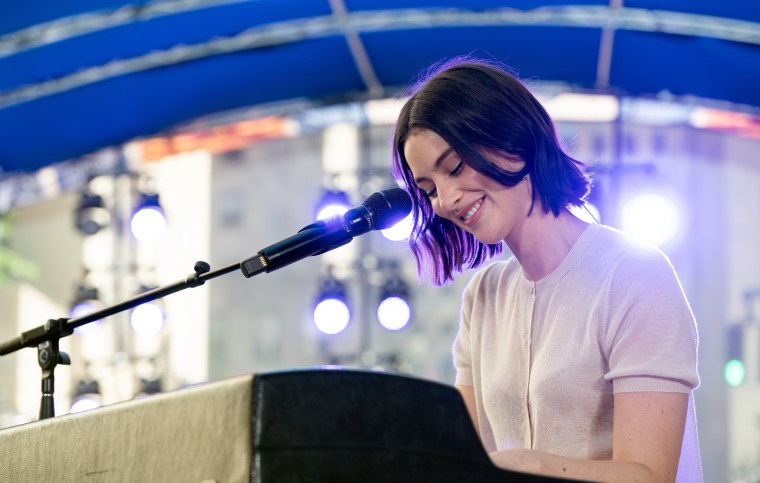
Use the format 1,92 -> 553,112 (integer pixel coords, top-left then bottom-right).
392,57 -> 591,286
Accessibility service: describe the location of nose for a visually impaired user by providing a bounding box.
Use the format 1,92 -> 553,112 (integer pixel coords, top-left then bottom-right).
434,180 -> 462,217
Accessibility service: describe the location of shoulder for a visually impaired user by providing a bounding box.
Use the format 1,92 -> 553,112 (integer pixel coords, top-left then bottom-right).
588,225 -> 676,277
594,228 -> 697,344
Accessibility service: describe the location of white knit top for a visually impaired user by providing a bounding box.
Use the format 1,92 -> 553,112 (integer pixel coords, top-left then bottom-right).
453,223 -> 702,482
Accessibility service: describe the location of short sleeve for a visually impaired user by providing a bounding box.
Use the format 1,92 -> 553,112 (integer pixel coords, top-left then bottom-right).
453,302 -> 473,386
603,246 -> 700,394
452,269 -> 486,387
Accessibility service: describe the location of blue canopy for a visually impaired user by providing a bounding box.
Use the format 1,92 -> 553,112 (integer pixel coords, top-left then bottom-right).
1,0 -> 759,174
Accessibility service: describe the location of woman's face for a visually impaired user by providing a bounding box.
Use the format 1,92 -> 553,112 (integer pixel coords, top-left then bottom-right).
403,129 -> 532,246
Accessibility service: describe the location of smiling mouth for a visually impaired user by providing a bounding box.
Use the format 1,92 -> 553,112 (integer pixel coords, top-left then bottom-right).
462,198 -> 483,222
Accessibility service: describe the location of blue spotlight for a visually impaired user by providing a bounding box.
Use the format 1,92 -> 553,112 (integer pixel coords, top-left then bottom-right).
75,190 -> 110,236
70,379 -> 102,414
130,301 -> 165,336
620,192 -> 681,246
315,190 -> 352,221
70,283 -> 103,336
313,274 -> 350,335
131,192 -> 167,242
377,296 -> 411,331
70,396 -> 101,413
377,270 -> 411,331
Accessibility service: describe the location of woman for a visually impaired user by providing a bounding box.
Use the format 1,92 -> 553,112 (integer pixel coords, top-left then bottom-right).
392,57 -> 701,482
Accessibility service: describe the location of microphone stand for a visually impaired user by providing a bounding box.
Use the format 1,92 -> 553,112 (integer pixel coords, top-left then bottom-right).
0,258 -> 247,420
0,188 -> 411,421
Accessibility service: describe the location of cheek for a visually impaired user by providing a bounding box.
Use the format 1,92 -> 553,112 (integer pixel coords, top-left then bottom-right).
429,199 -> 445,218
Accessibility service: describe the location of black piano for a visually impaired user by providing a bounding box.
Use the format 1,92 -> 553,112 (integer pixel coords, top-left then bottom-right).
253,368 -> 584,482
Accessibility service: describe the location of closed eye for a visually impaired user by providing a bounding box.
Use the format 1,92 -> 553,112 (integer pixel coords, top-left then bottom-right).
450,160 -> 464,176
422,161 -> 464,198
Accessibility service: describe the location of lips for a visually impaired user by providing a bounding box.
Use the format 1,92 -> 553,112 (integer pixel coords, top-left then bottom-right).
461,197 -> 484,224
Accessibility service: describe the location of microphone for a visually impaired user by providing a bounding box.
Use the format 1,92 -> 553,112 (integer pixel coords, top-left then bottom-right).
240,188 -> 412,277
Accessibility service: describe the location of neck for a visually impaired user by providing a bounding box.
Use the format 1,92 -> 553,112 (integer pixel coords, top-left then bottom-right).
506,209 -> 589,282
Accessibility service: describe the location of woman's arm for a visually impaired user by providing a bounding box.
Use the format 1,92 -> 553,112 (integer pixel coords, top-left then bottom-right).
488,391 -> 688,483
456,385 -> 479,434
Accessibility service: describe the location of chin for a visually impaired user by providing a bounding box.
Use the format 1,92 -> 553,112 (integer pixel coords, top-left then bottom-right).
471,232 -> 504,246
457,220 -> 504,245
479,238 -> 504,246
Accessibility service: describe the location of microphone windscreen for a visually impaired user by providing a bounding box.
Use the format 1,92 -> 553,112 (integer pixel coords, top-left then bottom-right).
363,188 -> 413,230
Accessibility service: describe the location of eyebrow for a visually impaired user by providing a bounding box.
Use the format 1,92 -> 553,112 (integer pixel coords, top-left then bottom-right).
413,146 -> 455,185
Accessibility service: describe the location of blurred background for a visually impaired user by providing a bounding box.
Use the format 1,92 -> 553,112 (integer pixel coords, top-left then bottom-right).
1,1 -> 759,481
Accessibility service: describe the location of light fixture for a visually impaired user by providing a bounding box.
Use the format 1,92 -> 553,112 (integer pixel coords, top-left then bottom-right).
75,190 -> 110,236
315,189 -> 352,221
541,92 -> 620,122
69,282 -> 103,336
137,377 -> 163,397
69,379 -> 102,413
313,271 -> 351,335
620,192 -> 681,246
131,192 -> 167,242
130,292 -> 165,336
376,268 -> 412,331
724,359 -> 746,387
724,325 -> 746,387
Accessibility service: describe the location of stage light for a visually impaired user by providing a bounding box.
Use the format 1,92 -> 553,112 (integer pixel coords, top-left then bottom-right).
69,283 -> 103,336
724,325 -> 746,387
315,189 -> 352,221
620,193 -> 680,246
70,379 -> 102,413
313,274 -> 350,335
542,93 -> 619,122
377,271 -> 411,331
724,359 -> 746,387
137,377 -> 163,397
377,297 -> 411,331
75,190 -> 110,236
381,212 -> 414,242
131,192 -> 167,242
130,301 -> 165,336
